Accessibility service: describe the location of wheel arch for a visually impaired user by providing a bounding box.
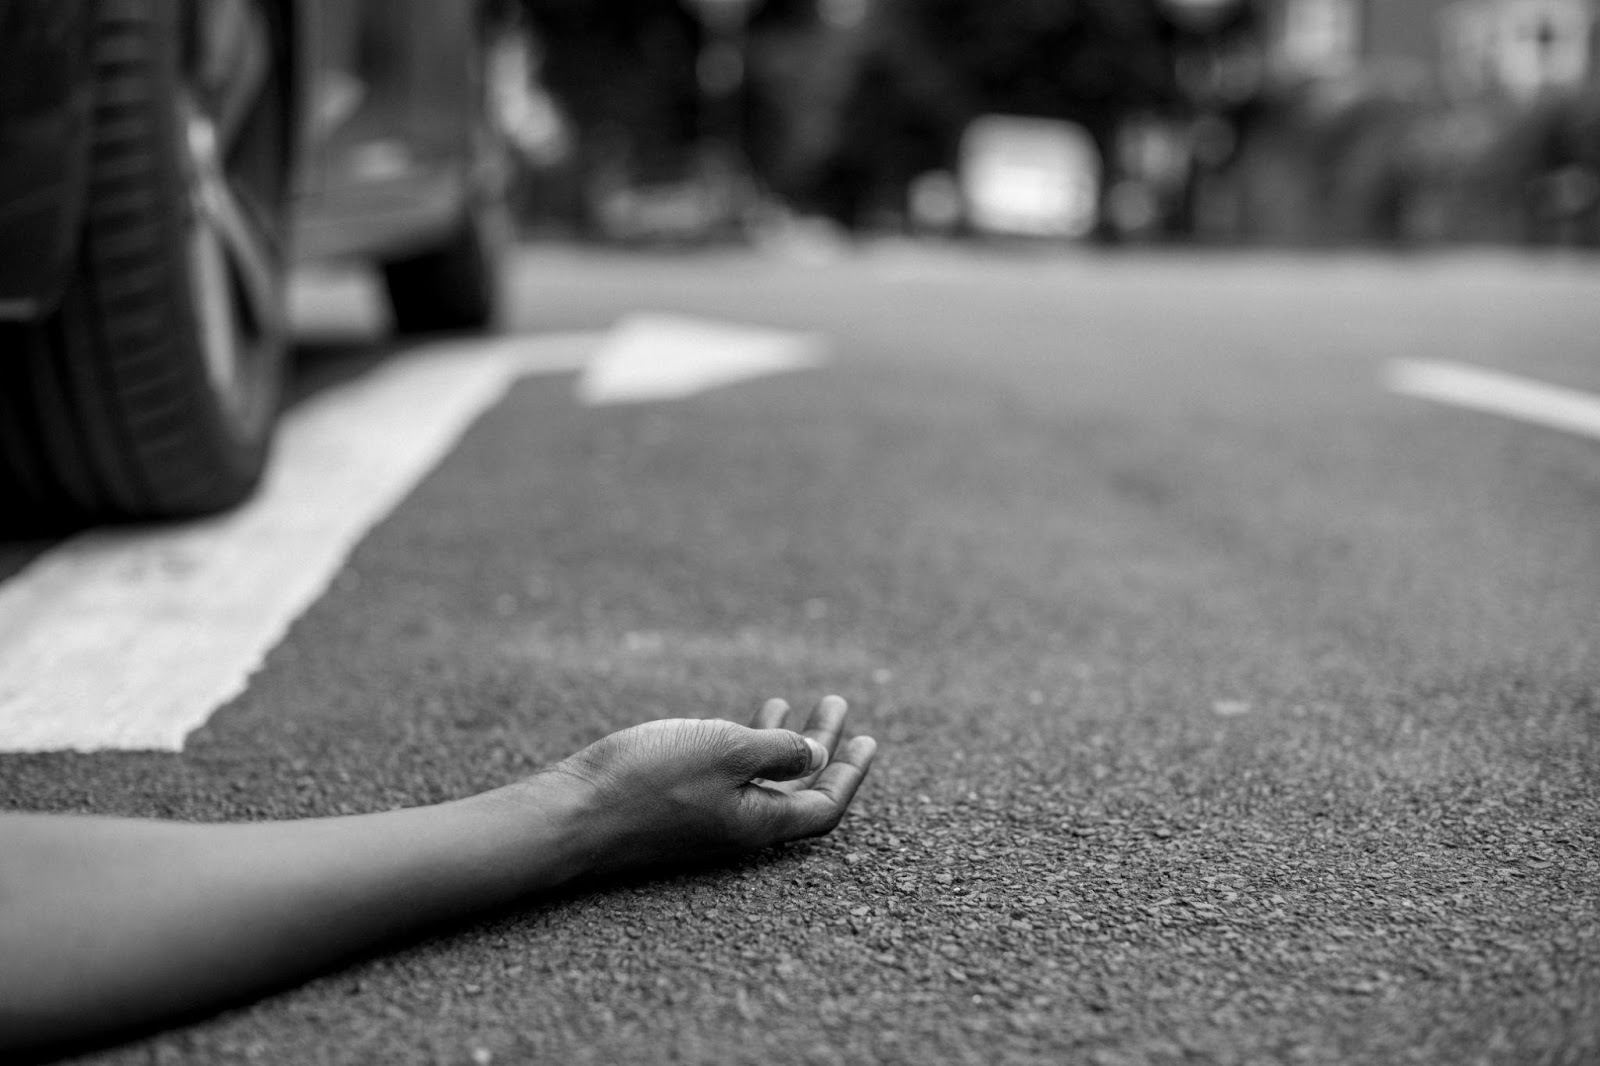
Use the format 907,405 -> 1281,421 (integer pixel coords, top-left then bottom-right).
278,0 -> 316,196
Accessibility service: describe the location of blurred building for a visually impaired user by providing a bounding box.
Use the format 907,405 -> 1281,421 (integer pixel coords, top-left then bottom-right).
1268,0 -> 1366,77
1189,0 -> 1600,245
1263,0 -> 1600,98
1260,0 -> 1456,88
1441,0 -> 1598,100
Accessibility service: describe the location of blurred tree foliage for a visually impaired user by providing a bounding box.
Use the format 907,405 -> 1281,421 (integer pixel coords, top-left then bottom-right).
519,0 -> 701,189
517,0 -> 1192,229
885,0 -> 1176,123
808,0 -> 1183,225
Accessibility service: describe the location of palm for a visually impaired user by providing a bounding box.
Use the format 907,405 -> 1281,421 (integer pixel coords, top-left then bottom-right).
732,695 -> 878,846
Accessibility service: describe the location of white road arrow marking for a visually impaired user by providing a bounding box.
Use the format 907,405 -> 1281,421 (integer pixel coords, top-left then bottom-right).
1387,360 -> 1600,442
0,311 -> 831,753
577,313 -> 828,406
0,332 -> 595,753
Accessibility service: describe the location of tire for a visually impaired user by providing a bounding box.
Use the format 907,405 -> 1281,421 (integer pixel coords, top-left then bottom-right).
381,189 -> 509,335
379,12 -> 515,337
0,0 -> 289,528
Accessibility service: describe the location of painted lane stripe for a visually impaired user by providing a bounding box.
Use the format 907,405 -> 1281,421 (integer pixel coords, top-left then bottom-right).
1386,360 -> 1600,443
0,332 -> 597,753
578,313 -> 828,407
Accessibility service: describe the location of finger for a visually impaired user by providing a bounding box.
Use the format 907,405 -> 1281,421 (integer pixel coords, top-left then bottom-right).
734,724 -> 828,783
809,734 -> 876,811
771,734 -> 878,840
751,698 -> 790,731
799,695 -> 849,762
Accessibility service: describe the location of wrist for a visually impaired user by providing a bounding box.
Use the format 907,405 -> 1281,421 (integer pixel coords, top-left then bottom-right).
473,769 -> 612,889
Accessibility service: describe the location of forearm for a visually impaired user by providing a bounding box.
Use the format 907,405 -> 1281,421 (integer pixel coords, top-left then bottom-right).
0,773 -> 592,1052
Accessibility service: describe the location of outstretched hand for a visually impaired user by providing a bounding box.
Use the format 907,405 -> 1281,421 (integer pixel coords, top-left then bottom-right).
550,696 -> 876,874
0,698 -> 874,1055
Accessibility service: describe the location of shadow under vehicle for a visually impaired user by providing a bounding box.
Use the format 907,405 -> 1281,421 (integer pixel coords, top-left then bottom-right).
0,0 -> 522,524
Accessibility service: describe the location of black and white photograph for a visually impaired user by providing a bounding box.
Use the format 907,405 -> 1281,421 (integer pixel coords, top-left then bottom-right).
1,0 -> 1596,1062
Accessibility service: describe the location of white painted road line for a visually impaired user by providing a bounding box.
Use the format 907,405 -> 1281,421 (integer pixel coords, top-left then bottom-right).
1386,360 -> 1600,443
0,312 -> 832,754
578,313 -> 828,407
0,332 -> 597,753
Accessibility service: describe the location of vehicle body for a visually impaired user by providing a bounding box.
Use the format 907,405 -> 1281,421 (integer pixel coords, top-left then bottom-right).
0,0 -> 518,524
960,115 -> 1102,240
291,0 -> 509,266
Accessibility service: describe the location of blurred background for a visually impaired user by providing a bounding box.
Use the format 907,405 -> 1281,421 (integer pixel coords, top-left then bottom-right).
3,6 -> 1597,1060
7,0 -> 1597,529
496,0 -> 1600,249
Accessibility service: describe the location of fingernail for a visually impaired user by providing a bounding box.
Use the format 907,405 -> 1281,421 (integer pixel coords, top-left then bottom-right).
804,737 -> 829,773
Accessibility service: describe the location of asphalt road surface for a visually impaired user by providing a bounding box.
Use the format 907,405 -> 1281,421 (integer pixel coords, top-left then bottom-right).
2,245 -> 1597,1065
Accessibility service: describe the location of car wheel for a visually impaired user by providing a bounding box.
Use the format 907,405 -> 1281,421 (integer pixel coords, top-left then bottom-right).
0,0 -> 289,526
381,131 -> 511,335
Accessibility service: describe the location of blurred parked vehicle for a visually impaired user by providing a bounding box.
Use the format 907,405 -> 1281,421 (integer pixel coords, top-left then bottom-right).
0,0 -> 523,524
960,116 -> 1102,240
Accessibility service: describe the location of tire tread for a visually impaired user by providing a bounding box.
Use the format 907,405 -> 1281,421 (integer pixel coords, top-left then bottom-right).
1,0 -> 287,528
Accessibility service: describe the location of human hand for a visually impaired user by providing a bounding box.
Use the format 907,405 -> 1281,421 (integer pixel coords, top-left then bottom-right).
549,696 -> 876,875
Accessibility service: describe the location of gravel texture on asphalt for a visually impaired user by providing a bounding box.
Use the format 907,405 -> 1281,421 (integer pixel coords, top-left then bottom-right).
3,250 -> 1597,1065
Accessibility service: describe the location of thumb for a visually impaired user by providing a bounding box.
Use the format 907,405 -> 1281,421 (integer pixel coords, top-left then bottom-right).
737,727 -> 828,782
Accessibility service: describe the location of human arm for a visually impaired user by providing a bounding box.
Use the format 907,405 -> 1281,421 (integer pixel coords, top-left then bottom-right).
0,697 -> 875,1055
